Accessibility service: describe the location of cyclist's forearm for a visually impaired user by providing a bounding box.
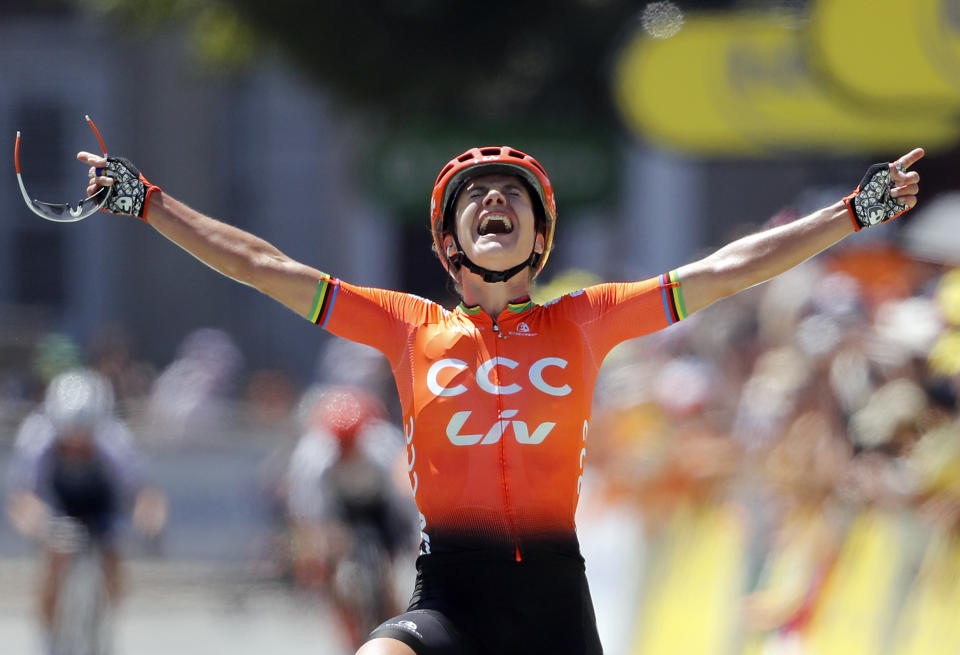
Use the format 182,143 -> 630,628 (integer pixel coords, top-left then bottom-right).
676,201 -> 853,314
147,192 -> 284,285
675,151 -> 923,316
144,192 -> 323,315
710,201 -> 852,288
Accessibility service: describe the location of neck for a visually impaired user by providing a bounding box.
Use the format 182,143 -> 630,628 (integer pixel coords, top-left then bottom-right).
459,269 -> 532,317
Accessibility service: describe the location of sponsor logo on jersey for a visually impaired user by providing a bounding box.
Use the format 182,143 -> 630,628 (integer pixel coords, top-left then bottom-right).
446,408 -> 557,446
510,321 -> 537,337
426,357 -> 571,398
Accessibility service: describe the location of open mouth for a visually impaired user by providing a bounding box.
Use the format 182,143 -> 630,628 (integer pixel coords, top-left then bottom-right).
477,214 -> 514,235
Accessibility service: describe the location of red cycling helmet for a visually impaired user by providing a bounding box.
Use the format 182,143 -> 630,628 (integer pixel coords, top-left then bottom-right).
430,146 -> 557,282
308,387 -> 385,445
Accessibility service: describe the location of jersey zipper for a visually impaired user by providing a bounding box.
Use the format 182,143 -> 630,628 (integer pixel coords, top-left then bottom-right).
490,314 -> 522,562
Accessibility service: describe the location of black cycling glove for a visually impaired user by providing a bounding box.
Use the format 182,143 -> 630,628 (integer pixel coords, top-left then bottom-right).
100,157 -> 160,221
843,162 -> 909,231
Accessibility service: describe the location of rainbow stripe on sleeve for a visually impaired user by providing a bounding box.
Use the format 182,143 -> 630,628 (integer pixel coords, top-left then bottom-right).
308,274 -> 340,328
659,270 -> 687,325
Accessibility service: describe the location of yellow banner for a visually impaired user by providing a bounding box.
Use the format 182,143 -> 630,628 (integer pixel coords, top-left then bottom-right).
809,0 -> 960,114
614,13 -> 960,156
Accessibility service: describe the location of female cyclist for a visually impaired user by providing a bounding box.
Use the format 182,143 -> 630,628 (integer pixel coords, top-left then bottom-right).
77,144 -> 923,654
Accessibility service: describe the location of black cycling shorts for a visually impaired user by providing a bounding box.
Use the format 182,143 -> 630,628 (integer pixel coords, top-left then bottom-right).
49,456 -> 119,540
365,550 -> 603,654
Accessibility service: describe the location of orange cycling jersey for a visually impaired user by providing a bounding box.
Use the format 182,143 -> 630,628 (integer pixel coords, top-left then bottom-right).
308,272 -> 687,561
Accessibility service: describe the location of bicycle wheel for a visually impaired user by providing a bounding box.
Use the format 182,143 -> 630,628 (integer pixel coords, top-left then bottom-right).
49,521 -> 112,655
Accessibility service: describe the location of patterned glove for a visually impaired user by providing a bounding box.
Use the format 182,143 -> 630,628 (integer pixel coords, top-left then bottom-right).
99,157 -> 160,221
843,162 -> 909,231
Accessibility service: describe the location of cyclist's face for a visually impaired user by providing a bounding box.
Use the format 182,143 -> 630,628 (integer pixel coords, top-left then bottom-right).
448,174 -> 544,275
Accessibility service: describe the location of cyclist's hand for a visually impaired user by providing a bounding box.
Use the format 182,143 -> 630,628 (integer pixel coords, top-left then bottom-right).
132,488 -> 168,539
6,491 -> 51,541
76,151 -> 161,221
844,147 -> 923,230
78,151 -> 111,197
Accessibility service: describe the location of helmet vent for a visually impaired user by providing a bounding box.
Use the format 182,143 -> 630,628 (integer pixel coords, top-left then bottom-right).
457,153 -> 474,162
436,163 -> 454,182
480,147 -> 501,156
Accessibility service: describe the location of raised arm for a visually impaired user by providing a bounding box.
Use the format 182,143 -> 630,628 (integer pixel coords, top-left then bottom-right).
675,148 -> 923,316
77,152 -> 323,318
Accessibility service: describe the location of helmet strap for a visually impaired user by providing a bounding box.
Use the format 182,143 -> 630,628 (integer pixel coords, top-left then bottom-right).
449,230 -> 537,284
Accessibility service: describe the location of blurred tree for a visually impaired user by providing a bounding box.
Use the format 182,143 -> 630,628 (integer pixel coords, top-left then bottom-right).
73,0 -> 736,129
221,0 -> 639,127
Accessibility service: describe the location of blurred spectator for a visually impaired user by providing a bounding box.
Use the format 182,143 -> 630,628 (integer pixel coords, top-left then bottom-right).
144,328 -> 243,444
31,333 -> 83,387
87,322 -> 157,418
741,412 -> 850,654
87,323 -> 157,420
245,368 -> 297,428
578,244 -> 960,654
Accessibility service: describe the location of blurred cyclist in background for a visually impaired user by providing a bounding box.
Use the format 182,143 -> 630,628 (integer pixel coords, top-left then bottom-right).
286,386 -> 415,648
5,368 -> 167,643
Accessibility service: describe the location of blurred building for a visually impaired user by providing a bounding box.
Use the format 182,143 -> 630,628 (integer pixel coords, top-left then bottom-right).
0,6 -> 396,381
